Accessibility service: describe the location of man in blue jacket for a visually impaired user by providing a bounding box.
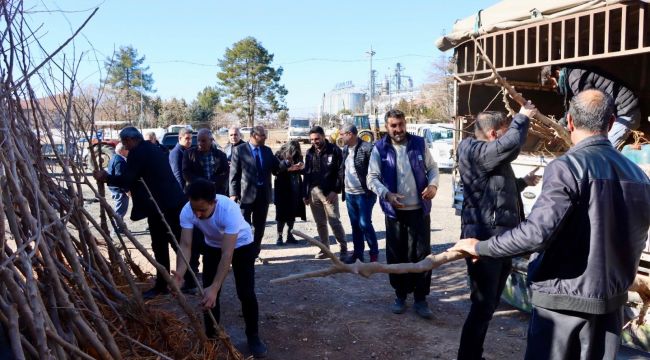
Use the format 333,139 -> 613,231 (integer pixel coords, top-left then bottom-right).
453,90 -> 650,359
107,142 -> 129,233
169,127 -> 193,189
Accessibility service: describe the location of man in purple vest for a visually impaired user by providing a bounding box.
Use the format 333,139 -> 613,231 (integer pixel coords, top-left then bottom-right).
368,109 -> 439,319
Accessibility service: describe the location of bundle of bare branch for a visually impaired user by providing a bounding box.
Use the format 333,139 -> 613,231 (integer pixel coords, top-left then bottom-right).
0,2 -> 241,359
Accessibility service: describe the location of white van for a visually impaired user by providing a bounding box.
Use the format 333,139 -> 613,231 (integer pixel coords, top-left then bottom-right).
406,123 -> 455,171
287,118 -> 311,143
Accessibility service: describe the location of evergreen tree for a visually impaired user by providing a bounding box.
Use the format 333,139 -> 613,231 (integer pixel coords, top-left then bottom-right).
217,37 -> 287,127
104,45 -> 154,120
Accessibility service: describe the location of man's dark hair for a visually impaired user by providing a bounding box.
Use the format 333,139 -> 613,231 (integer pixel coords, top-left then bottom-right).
185,179 -> 216,202
475,111 -> 509,134
309,126 -> 325,136
385,109 -> 405,122
567,89 -> 615,132
119,126 -> 144,141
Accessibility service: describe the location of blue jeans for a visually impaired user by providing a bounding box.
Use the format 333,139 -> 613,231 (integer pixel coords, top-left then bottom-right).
345,193 -> 378,258
110,190 -> 129,219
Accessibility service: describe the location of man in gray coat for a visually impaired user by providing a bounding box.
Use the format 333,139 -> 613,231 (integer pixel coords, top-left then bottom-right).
452,89 -> 650,360
229,125 -> 303,256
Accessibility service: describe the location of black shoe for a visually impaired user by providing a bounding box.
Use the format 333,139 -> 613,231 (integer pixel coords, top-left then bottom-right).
391,297 -> 407,314
247,335 -> 268,358
276,236 -> 285,246
338,251 -> 349,261
343,254 -> 364,264
414,300 -> 433,319
285,233 -> 298,244
142,287 -> 169,300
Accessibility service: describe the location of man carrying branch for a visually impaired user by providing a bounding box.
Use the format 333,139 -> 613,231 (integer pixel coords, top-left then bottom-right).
456,103 -> 539,360
173,179 -> 267,358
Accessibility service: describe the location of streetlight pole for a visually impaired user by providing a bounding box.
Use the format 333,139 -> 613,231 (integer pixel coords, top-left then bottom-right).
366,46 -> 375,116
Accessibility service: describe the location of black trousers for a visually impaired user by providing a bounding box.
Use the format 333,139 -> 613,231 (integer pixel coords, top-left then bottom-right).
241,188 -> 269,256
185,228 -> 204,288
525,306 -> 623,360
458,257 -> 512,360
148,205 -> 196,290
385,209 -> 432,301
203,242 -> 259,338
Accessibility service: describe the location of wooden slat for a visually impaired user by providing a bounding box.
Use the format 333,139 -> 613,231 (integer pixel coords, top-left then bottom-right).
547,23 -> 553,61
621,6 -> 627,51
525,28 -> 529,64
560,20 -> 566,60
536,25 -> 540,63
605,8 -> 610,53
640,4 -> 645,48
575,17 -> 580,57
589,13 -> 594,55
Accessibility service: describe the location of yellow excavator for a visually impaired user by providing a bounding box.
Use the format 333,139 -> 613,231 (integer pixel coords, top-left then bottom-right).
329,114 -> 384,147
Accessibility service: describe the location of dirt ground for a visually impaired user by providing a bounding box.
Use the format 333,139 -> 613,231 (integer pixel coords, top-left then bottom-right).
89,129 -> 529,360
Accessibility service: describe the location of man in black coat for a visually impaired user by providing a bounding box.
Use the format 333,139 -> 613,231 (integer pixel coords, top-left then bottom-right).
453,90 -> 650,360
303,126 -> 348,260
182,128 -> 229,195
455,104 -> 539,360
93,126 -> 189,299
229,125 -> 303,256
541,65 -> 641,147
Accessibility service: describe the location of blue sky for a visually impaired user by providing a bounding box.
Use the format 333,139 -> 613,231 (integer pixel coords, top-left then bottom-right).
27,0 -> 495,116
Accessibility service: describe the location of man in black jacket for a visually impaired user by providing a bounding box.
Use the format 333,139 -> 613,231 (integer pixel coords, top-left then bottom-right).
93,127 -> 189,299
541,65 -> 641,147
455,104 -> 539,360
224,126 -> 245,162
303,126 -> 348,260
453,89 -> 650,360
182,128 -> 229,195
339,123 -> 378,264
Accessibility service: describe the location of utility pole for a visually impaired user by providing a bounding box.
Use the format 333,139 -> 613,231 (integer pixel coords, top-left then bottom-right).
366,46 -> 376,116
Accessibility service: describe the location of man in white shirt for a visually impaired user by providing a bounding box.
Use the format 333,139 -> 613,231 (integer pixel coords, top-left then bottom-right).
173,179 -> 267,358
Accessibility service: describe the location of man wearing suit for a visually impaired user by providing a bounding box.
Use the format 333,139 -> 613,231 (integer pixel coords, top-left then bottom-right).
230,125 -> 303,256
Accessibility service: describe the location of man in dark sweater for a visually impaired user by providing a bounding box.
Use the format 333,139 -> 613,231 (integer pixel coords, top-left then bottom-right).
94,127 -> 189,299
453,90 -> 650,359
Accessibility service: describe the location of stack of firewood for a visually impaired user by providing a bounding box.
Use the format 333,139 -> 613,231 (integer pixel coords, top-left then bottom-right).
0,2 -> 241,359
